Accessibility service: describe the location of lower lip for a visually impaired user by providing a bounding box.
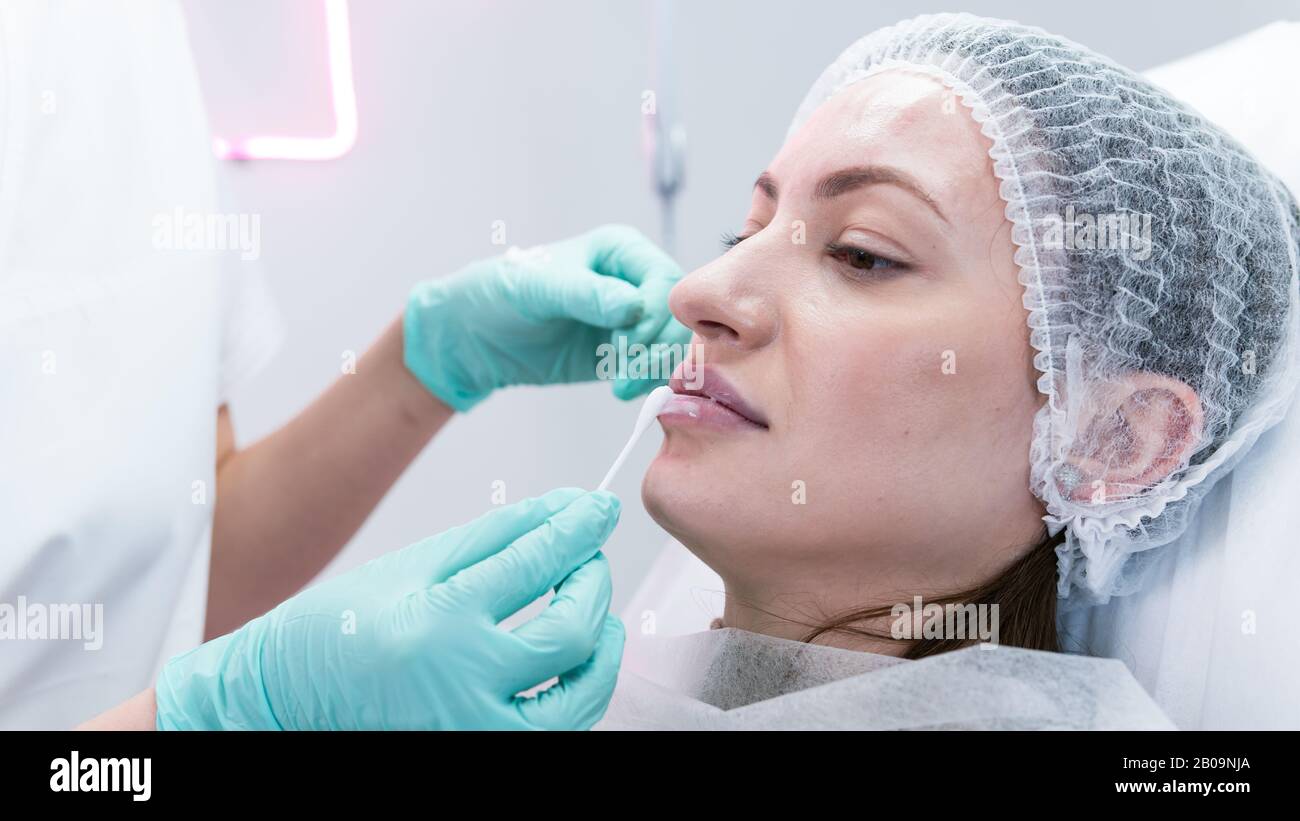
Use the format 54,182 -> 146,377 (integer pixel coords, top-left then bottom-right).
658,394 -> 767,431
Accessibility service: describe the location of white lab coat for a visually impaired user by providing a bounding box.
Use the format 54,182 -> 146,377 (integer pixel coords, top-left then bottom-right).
0,0 -> 282,728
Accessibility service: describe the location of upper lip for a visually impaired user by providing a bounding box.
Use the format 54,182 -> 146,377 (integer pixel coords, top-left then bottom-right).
669,365 -> 769,428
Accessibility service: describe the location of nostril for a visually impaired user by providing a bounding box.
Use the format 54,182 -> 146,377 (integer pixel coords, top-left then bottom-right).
695,319 -> 738,341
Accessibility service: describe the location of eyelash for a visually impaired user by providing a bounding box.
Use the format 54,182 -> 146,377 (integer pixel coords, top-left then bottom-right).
719,232 -> 908,278
825,241 -> 907,276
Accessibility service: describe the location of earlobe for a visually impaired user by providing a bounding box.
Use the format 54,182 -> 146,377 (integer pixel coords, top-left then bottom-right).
1055,372 -> 1204,505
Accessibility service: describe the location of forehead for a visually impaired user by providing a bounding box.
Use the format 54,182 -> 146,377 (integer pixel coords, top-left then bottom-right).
770,69 -> 995,207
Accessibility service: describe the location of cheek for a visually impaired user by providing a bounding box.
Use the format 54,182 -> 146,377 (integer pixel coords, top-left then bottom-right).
785,302 -> 1037,511
786,312 -> 946,460
773,315 -> 937,529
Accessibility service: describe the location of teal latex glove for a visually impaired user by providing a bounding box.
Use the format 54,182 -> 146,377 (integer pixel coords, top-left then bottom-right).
155,489 -> 625,730
404,224 -> 691,411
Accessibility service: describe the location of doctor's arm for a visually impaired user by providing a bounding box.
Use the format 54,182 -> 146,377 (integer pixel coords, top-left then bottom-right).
206,317 -> 450,639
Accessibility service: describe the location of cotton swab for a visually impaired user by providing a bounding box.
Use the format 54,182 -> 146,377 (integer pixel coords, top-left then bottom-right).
596,386 -> 675,492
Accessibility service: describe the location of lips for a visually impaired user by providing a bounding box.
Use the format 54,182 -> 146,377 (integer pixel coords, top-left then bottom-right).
663,363 -> 769,429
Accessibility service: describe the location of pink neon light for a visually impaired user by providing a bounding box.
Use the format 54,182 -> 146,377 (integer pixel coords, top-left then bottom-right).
213,0 -> 357,161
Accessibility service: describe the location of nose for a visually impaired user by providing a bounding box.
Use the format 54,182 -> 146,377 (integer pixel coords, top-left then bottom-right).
668,240 -> 778,351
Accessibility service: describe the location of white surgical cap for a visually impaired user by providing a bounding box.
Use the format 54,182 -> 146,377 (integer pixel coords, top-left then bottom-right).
786,13 -> 1300,606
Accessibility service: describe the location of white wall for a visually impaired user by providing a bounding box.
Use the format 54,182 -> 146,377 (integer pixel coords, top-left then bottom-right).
181,0 -> 1299,612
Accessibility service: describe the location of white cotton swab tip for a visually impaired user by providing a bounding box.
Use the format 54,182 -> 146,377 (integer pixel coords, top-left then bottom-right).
596,385 -> 675,492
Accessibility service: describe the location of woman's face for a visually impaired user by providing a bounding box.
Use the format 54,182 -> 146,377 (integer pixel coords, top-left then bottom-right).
642,70 -> 1048,604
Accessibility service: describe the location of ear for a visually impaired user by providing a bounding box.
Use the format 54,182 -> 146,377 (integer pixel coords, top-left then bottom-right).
1055,371 -> 1204,505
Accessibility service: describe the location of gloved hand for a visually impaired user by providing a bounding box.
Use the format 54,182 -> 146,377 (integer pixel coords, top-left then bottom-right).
404,224 -> 690,411
155,489 -> 626,730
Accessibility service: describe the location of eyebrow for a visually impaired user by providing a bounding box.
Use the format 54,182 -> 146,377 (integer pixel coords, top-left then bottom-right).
753,166 -> 948,224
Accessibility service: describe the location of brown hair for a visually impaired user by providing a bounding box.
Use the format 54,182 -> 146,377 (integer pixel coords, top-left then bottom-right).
799,528 -> 1066,659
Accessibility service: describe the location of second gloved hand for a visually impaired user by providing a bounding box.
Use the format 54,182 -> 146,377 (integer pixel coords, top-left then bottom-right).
155,489 -> 626,730
404,224 -> 690,411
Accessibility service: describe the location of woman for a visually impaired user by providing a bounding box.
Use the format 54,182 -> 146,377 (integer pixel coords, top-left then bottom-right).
606,13 -> 1300,728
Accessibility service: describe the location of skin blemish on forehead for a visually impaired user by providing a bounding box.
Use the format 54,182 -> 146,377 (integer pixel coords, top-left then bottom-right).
777,70 -> 998,230
841,70 -> 954,142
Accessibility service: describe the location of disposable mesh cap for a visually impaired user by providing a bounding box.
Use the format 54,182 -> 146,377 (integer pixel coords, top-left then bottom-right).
787,14 -> 1300,605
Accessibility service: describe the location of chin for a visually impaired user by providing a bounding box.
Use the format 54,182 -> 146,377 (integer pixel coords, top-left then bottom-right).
641,440 -> 781,569
642,449 -> 695,538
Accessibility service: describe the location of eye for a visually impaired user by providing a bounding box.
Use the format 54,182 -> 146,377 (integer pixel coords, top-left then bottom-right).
720,231 -> 751,251
825,242 -> 907,278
